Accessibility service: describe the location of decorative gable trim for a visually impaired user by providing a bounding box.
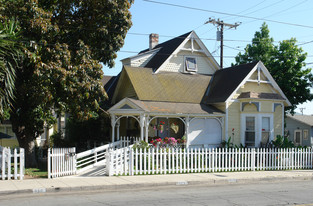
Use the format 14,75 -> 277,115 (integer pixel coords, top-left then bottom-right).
155,31 -> 220,73
226,61 -> 291,106
108,98 -> 145,114
241,102 -> 260,112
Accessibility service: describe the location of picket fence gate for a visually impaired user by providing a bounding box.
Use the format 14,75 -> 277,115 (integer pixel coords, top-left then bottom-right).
0,147 -> 25,180
106,147 -> 313,176
48,147 -> 76,178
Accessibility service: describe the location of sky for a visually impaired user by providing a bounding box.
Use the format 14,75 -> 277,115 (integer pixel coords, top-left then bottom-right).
103,0 -> 313,115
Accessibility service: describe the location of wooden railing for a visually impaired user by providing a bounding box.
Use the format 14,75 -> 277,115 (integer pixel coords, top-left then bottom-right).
48,136 -> 141,178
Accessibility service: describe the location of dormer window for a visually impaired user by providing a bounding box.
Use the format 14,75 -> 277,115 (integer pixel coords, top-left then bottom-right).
185,57 -> 197,72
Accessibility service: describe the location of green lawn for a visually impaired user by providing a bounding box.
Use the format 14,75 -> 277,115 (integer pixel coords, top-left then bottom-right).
25,168 -> 48,178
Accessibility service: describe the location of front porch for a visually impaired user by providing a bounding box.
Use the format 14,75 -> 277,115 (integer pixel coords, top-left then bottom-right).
108,98 -> 225,148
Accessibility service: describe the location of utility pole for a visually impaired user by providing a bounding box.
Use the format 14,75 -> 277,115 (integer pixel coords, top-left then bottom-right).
205,18 -> 240,69
299,107 -> 305,115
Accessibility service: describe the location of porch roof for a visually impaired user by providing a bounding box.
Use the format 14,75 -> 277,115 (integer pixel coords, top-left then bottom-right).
115,98 -> 224,115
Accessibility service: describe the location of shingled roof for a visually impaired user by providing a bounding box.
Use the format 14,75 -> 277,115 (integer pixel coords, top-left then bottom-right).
287,115 -> 313,126
203,62 -> 258,103
126,98 -> 224,115
123,66 -> 212,103
138,31 -> 192,71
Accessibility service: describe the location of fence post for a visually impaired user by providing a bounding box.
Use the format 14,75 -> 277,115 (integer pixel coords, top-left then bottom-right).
7,148 -> 11,180
20,148 -> 24,180
106,148 -> 113,176
73,147 -> 77,175
252,148 -> 255,171
2,149 -> 6,180
14,149 -> 17,180
48,148 -> 51,179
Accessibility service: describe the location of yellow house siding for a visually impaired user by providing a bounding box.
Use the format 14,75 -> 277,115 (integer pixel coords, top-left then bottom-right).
274,105 -> 283,138
242,104 -> 258,113
239,82 -> 274,94
261,101 -> 273,113
159,51 -> 216,75
0,139 -> 19,148
227,102 -> 241,145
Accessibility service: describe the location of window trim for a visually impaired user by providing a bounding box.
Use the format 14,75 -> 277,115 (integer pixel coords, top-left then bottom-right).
303,129 -> 309,140
240,113 -> 273,147
184,56 -> 197,72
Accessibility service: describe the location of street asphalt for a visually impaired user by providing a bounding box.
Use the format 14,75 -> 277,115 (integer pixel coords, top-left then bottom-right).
1,170 -> 313,196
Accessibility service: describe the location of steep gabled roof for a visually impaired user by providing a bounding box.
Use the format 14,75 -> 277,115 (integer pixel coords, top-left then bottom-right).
138,31 -> 192,71
119,66 -> 212,103
103,74 -> 120,100
203,62 -> 258,103
287,115 -> 313,126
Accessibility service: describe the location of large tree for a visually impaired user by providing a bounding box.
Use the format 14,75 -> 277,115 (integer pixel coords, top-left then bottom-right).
0,0 -> 133,167
0,19 -> 23,117
234,23 -> 313,112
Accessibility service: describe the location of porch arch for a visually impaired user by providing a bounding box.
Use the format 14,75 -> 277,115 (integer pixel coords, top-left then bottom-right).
111,115 -> 141,142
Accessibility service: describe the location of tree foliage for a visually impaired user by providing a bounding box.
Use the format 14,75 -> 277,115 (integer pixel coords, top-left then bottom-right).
234,23 -> 313,112
0,0 -> 133,167
0,19 -> 23,117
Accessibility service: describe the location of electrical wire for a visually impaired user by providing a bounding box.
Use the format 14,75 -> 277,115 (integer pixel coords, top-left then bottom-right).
143,0 -> 313,29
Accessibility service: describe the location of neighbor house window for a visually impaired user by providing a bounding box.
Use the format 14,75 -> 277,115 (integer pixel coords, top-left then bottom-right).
303,129 -> 308,140
185,57 -> 197,72
294,130 -> 302,145
245,117 -> 255,147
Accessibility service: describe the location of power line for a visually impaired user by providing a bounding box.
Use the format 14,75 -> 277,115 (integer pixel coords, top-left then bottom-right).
143,0 -> 313,29
242,0 -> 308,26
243,0 -> 286,16
264,0 -> 308,19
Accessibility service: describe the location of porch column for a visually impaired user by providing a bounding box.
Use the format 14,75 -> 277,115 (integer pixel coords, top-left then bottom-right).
185,116 -> 190,149
145,115 -> 150,143
140,114 -> 145,141
111,114 -> 116,143
116,120 -> 120,141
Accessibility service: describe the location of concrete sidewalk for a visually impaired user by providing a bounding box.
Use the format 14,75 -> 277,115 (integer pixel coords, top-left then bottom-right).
1,170 -> 313,196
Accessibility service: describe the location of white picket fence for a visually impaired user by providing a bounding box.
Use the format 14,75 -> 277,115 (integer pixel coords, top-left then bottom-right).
48,147 -> 76,178
106,147 -> 313,176
48,137 -> 141,178
0,147 -> 25,180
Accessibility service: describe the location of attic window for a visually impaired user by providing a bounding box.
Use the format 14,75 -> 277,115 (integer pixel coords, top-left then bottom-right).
185,57 -> 197,72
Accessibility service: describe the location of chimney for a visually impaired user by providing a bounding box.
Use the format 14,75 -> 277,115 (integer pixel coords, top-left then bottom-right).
149,33 -> 159,50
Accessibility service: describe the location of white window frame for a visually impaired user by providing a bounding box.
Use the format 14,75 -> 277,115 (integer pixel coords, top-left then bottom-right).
244,116 -> 256,147
241,113 -> 273,147
184,56 -> 197,72
294,130 -> 302,146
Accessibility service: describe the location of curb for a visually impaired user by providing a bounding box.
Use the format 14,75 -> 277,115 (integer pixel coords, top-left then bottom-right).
0,174 -> 312,196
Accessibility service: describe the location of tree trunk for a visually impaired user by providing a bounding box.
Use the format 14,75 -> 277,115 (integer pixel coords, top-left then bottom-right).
17,136 -> 37,168
10,116 -> 38,168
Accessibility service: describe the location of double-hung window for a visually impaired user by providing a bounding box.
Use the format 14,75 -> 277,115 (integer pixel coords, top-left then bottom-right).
245,117 -> 255,147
